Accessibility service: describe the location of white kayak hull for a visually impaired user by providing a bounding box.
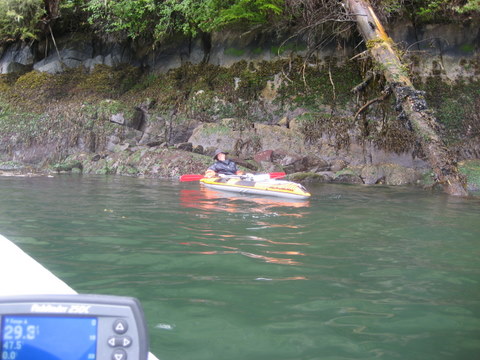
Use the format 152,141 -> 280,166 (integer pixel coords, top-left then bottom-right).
200,177 -> 311,200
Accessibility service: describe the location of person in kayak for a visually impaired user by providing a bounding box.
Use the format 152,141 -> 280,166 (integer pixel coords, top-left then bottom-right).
205,150 -> 244,178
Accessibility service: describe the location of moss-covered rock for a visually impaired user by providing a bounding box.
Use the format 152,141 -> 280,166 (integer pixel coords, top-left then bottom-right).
459,159 -> 480,192
0,161 -> 25,171
379,164 -> 421,186
51,160 -> 83,173
60,148 -> 212,178
76,64 -> 141,97
418,78 -> 480,144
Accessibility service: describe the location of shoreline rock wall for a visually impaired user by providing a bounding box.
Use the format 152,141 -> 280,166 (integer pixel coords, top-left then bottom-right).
0,23 -> 478,190
1,22 -> 478,79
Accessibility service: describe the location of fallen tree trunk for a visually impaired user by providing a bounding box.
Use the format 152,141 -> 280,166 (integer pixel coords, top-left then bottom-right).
345,0 -> 468,196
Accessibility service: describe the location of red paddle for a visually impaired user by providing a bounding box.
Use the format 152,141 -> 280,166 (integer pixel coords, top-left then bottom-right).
179,174 -> 205,182
179,172 -> 286,182
268,172 -> 287,179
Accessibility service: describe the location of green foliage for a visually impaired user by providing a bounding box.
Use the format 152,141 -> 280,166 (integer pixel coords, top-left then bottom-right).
85,0 -> 223,41
85,0 -> 158,40
84,0 -> 283,43
0,0 -> 45,42
56,0 -> 91,33
414,0 -> 468,21
213,0 -> 283,27
379,0 -> 480,22
153,0 -> 219,39
416,0 -> 448,19
379,0 -> 405,14
1,0 -> 478,45
455,0 -> 480,13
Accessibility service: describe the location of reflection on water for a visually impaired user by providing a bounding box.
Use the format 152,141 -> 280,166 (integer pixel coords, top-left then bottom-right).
179,186 -> 313,266
1,175 -> 480,360
179,187 -> 310,212
179,187 -> 311,266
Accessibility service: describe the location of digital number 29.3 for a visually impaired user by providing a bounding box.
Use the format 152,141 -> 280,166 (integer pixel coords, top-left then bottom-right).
3,324 -> 38,341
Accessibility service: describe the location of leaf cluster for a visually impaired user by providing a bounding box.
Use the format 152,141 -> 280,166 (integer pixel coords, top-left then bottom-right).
0,0 -> 45,42
0,1 -> 478,45
0,0 -> 285,44
84,0 -> 284,43
372,0 -> 480,23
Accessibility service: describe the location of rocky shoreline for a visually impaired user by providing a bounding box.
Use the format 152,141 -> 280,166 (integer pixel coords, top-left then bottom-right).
1,24 -> 479,194
2,138 -> 479,193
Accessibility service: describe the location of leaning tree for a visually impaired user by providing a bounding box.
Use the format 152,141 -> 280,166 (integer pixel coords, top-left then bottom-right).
283,0 -> 468,196
345,0 -> 468,196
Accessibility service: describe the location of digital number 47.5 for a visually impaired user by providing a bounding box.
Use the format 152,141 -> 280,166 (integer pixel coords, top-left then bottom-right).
2,340 -> 23,350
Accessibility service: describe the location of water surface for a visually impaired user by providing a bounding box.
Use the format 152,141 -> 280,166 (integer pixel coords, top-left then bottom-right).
1,175 -> 479,360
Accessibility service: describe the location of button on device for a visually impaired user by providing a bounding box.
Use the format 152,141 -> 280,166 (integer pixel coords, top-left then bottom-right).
113,319 -> 128,334
108,337 -> 117,347
122,336 -> 133,347
108,336 -> 133,348
112,348 -> 128,360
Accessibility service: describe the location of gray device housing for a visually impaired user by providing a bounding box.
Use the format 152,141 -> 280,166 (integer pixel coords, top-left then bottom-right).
0,294 -> 149,360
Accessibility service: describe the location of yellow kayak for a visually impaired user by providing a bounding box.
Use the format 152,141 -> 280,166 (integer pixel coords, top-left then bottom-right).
200,176 -> 311,200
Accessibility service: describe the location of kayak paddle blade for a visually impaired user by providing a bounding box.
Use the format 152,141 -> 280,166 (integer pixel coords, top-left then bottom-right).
180,174 -> 204,182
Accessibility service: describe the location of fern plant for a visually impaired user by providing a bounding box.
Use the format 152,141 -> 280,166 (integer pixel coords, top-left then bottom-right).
84,0 -> 284,43
0,0 -> 45,42
214,0 -> 284,26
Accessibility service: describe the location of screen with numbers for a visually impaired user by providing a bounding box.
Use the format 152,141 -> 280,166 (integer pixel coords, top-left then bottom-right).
1,315 -> 97,360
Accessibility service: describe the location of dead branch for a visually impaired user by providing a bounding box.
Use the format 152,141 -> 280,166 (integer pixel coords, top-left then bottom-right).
354,86 -> 391,119
328,65 -> 336,101
351,70 -> 374,93
48,24 -> 61,62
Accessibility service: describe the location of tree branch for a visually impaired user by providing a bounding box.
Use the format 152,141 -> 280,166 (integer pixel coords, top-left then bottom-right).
354,86 -> 391,119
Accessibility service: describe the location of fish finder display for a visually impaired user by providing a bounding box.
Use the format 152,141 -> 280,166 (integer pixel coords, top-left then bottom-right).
1,315 -> 97,360
0,294 -> 148,360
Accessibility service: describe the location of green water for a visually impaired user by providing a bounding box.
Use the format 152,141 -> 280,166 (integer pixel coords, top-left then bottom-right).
1,175 -> 479,360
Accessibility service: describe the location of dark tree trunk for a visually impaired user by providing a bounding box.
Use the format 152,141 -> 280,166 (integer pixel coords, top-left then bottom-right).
44,0 -> 61,21
345,0 -> 468,196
